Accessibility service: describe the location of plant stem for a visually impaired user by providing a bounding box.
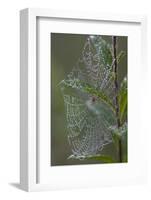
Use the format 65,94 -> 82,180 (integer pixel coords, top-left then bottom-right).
112,36 -> 122,162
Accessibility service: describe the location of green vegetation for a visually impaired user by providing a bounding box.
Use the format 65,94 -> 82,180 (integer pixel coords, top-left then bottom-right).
61,36 -> 127,163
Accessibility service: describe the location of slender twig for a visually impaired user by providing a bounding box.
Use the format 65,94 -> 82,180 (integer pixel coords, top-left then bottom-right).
112,36 -> 122,162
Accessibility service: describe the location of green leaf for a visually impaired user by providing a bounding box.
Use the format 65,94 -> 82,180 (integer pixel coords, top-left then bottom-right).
121,132 -> 128,163
61,78 -> 116,113
118,77 -> 127,124
84,84 -> 115,113
110,123 -> 127,138
91,36 -> 113,67
110,127 -> 122,154
110,123 -> 127,162
117,51 -> 125,64
87,154 -> 115,163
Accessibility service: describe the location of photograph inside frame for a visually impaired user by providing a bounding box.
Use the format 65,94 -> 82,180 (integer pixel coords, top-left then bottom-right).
51,33 -> 128,166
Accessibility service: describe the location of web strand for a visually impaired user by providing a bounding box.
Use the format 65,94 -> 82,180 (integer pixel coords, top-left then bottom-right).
60,36 -> 116,159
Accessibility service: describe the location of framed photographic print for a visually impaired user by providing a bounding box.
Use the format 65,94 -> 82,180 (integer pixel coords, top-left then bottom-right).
20,8 -> 147,191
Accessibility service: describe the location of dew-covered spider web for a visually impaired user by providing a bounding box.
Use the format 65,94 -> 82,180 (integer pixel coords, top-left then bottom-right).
59,36 -> 117,160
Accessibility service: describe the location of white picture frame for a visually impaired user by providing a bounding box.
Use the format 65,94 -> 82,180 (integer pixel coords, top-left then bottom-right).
20,8 -> 147,192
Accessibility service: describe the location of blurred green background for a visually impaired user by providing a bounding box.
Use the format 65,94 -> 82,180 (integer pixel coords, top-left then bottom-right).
51,33 -> 127,166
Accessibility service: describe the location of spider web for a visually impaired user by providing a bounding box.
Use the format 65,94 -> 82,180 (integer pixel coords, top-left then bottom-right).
59,36 -> 117,159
